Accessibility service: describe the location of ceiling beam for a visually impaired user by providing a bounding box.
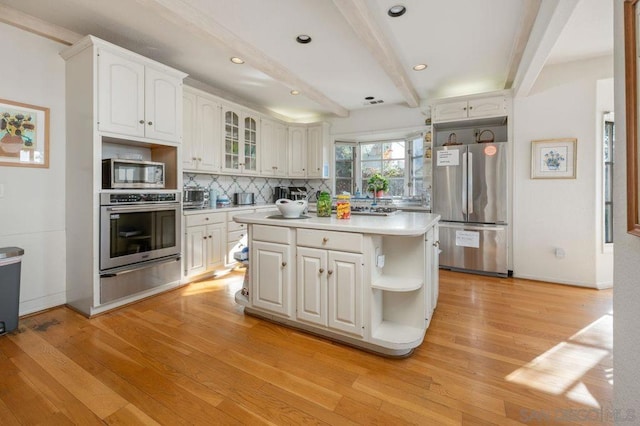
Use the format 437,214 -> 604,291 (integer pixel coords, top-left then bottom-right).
503,0 -> 542,90
512,0 -> 581,97
137,0 -> 349,118
0,5 -> 83,45
332,0 -> 420,108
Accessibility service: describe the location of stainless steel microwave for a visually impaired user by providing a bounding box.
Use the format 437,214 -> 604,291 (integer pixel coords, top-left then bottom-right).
102,159 -> 165,189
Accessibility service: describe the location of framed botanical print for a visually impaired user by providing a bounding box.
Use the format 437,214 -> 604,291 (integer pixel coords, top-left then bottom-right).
531,138 -> 577,179
0,98 -> 50,168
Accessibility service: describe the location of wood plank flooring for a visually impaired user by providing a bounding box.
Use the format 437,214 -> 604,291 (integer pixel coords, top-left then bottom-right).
0,270 -> 613,425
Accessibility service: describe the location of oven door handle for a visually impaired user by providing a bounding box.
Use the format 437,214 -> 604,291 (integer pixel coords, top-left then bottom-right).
105,203 -> 179,213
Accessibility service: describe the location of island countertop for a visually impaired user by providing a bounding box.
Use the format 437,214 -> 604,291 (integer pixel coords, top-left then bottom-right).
233,210 -> 441,236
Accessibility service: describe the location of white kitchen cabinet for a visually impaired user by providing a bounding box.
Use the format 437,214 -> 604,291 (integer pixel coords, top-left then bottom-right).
296,230 -> 363,337
97,48 -> 184,143
225,208 -> 254,266
184,212 -> 226,278
221,106 -> 259,174
432,96 -> 506,123
183,88 -> 221,172
260,118 -> 288,176
251,225 -> 294,317
288,125 -> 307,177
307,123 -> 329,178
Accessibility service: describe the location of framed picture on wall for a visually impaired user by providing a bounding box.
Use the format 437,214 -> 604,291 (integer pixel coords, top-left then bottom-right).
0,98 -> 50,168
531,138 -> 577,179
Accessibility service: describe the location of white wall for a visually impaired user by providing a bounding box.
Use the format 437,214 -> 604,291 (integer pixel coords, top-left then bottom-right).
512,55 -> 613,288
613,0 -> 640,413
0,23 -> 67,315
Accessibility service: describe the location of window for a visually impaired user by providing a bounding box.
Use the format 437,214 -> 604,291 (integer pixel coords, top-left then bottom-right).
361,140 -> 406,196
409,135 -> 425,196
603,112 -> 614,244
335,143 -> 356,194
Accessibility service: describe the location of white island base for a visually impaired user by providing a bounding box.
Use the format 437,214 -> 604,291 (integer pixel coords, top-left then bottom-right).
233,210 -> 440,357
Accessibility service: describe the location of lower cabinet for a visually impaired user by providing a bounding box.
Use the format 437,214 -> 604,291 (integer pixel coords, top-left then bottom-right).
252,241 -> 292,316
184,212 -> 226,277
297,247 -> 363,336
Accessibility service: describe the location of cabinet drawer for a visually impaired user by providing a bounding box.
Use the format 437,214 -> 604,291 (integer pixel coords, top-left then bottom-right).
186,212 -> 226,227
252,224 -> 292,244
228,229 -> 248,244
227,209 -> 254,231
297,229 -> 363,253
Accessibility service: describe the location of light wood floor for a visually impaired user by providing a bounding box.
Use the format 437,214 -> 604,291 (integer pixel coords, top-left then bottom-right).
0,270 -> 613,425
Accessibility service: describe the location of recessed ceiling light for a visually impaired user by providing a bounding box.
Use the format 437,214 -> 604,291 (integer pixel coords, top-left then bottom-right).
388,5 -> 406,17
296,35 -> 312,44
290,90 -> 300,95
413,64 -> 427,71
230,57 -> 244,64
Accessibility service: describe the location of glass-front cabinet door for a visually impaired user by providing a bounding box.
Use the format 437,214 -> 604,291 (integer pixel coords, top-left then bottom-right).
221,105 -> 258,174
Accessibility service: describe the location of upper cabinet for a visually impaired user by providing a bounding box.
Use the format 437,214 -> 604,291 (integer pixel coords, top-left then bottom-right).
432,96 -> 507,123
183,88 -> 221,172
288,125 -> 307,177
260,118 -> 288,177
97,47 -> 185,143
307,123 -> 329,179
221,106 -> 259,175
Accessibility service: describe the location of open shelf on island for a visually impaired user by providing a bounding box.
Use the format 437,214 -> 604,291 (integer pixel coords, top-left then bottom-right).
372,321 -> 424,344
371,275 -> 422,292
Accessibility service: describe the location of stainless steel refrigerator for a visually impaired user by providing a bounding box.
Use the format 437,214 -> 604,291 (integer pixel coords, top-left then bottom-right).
433,142 -> 508,276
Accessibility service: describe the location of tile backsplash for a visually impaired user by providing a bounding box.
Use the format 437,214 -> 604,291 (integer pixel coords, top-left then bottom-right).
183,173 -> 332,203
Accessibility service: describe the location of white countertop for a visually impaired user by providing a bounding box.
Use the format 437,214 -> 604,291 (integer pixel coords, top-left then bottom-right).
233,210 -> 440,236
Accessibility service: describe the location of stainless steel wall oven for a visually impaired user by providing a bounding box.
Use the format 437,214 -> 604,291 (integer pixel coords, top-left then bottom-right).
99,192 -> 181,304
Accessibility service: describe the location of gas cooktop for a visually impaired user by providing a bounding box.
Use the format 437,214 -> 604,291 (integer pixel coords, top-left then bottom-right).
350,206 -> 400,216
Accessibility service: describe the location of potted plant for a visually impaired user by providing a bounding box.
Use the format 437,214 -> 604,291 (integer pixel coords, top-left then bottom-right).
367,173 -> 389,197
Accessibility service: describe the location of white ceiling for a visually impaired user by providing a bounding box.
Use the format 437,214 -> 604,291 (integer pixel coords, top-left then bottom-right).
0,0 -> 613,122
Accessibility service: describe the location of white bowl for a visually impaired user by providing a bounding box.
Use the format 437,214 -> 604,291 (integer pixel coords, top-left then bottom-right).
275,199 -> 308,218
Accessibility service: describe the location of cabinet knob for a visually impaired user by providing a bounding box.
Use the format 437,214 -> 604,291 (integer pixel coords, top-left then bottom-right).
208,235 -> 212,239
139,120 -> 145,124
205,217 -> 209,221
327,270 -> 333,275
147,121 -> 153,125
433,240 -> 440,247
198,157 -> 202,161
192,157 -> 197,161
202,236 -> 207,240
281,261 -> 287,267
319,268 -> 324,273
322,237 -> 328,244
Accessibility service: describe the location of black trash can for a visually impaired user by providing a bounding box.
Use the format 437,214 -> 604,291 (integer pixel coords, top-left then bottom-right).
0,247 -> 24,335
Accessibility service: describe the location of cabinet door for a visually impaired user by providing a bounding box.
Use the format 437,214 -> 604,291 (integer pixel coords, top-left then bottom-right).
205,223 -> 225,269
288,126 -> 307,177
242,114 -> 258,174
260,119 -> 276,176
222,109 -> 240,172
273,122 -> 288,176
197,96 -> 221,172
182,91 -> 198,169
97,49 -> 145,137
296,247 -> 327,326
185,225 -> 207,276
307,125 -> 323,178
432,100 -> 468,123
467,96 -> 506,119
144,66 -> 182,142
327,251 -> 363,336
252,241 -> 292,316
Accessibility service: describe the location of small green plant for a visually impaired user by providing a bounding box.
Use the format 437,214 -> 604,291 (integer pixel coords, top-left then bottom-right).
367,173 -> 389,193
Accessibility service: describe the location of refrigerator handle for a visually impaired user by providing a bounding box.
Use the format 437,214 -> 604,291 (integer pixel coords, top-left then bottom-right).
462,152 -> 467,214
468,152 -> 474,214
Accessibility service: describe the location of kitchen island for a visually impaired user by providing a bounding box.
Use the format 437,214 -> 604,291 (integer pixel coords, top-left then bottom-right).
233,210 -> 441,357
